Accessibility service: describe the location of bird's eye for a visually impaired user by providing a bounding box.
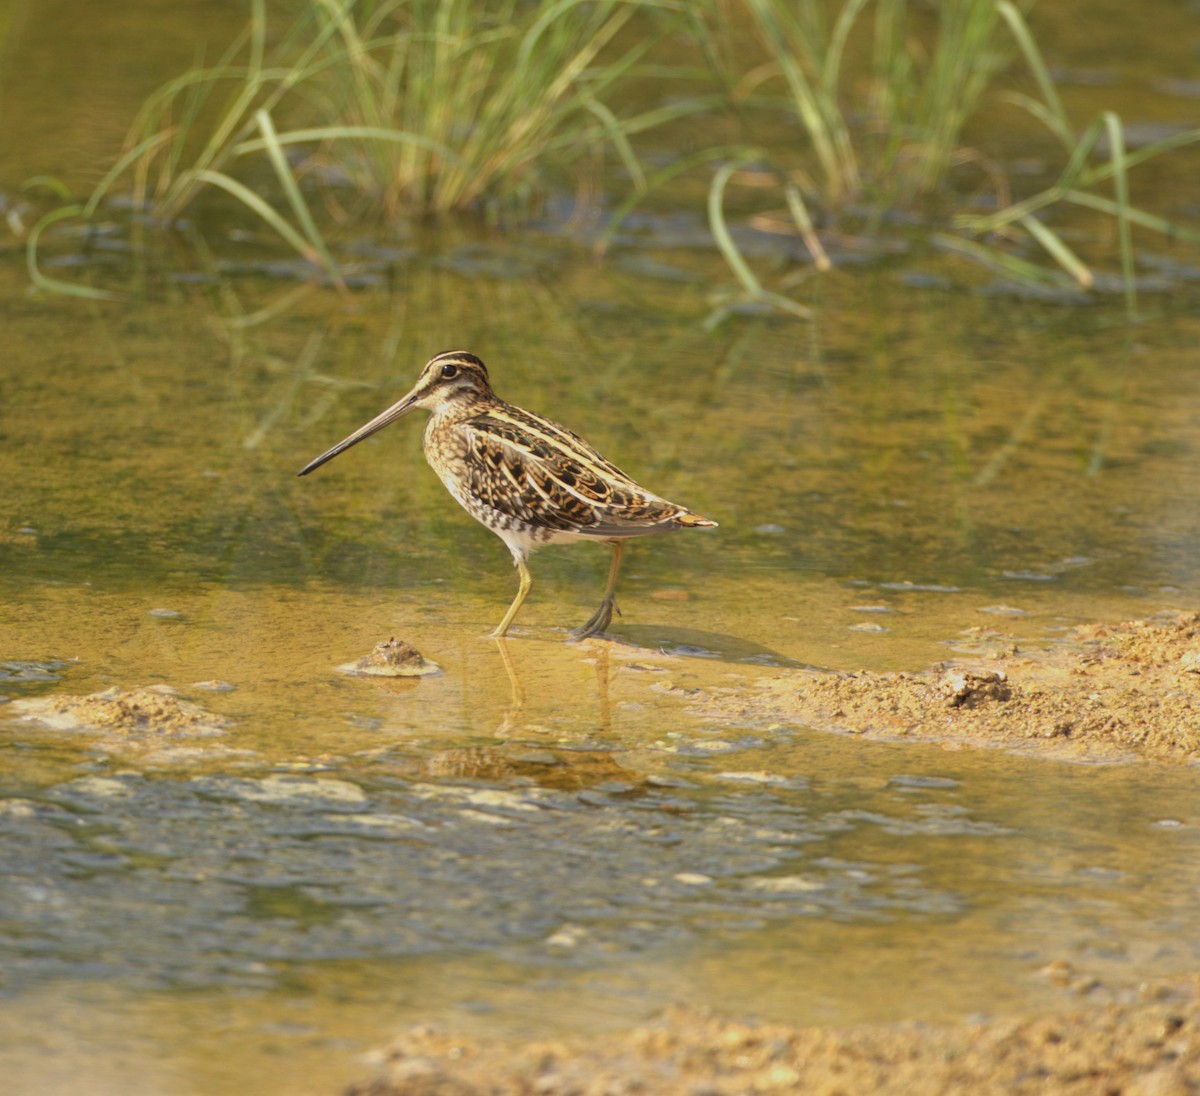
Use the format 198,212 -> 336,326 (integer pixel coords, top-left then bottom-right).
440,364 -> 459,379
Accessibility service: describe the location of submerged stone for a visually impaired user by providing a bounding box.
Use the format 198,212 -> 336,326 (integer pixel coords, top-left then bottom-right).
0,660 -> 70,682
338,637 -> 442,678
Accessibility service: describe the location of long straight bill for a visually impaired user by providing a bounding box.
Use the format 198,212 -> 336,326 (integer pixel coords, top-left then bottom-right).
297,391 -> 418,476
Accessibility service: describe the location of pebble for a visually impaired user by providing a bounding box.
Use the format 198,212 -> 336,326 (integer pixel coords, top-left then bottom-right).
545,924 -> 587,948
715,771 -> 793,787
746,875 -> 824,893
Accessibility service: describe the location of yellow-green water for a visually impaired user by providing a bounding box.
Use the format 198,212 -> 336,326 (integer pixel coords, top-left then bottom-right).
4,3 -> 1200,1094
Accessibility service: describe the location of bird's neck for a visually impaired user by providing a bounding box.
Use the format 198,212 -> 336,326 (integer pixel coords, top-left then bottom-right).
430,389 -> 500,424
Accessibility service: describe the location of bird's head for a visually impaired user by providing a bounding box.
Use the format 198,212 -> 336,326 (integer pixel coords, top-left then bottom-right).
297,350 -> 495,476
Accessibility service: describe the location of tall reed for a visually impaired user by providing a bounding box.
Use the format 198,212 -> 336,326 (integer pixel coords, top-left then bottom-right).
296,0 -> 709,217
700,0 -> 1200,318
28,0 -> 710,295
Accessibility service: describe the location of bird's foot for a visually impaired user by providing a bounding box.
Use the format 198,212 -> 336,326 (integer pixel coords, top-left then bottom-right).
571,598 -> 620,640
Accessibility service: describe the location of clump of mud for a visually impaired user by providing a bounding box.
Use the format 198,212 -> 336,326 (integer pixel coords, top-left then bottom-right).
347,978 -> 1200,1096
694,611 -> 1200,762
10,686 -> 230,736
338,637 -> 441,678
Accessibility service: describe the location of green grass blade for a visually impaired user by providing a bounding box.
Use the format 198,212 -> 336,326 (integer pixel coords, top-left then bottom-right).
825,0 -> 871,91
932,231 -> 1074,288
191,168 -> 324,269
234,124 -> 461,162
26,205 -> 122,301
606,94 -> 728,137
1063,190 -> 1200,244
22,175 -> 73,200
998,0 -> 1071,146
1102,111 -> 1137,319
1000,92 -> 1069,138
709,154 -> 767,298
81,129 -> 177,219
248,0 -> 265,75
1052,116 -> 1103,193
251,109 -> 344,290
783,179 -> 831,271
583,97 -> 644,189
1081,125 -> 1200,181
709,153 -> 812,319
1018,212 -> 1093,288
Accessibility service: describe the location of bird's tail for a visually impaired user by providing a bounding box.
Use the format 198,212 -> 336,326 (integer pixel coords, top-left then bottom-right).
675,511 -> 718,528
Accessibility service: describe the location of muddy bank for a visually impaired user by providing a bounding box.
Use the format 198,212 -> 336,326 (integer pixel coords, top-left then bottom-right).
689,611 -> 1200,762
348,976 -> 1199,1096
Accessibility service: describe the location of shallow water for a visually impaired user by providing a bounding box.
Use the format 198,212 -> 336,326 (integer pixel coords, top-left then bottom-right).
4,3 -> 1200,1094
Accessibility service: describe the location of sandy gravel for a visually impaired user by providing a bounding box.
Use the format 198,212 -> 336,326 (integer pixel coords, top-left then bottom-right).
348,979 -> 1199,1096
691,610 -> 1200,762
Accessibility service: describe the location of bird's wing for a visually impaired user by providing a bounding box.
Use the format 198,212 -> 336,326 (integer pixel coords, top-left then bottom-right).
461,403 -> 691,536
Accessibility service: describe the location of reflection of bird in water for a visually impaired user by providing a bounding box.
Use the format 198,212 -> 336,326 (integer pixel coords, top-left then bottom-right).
493,636 -> 526,737
299,351 -> 717,638
491,635 -> 611,739
419,746 -> 635,791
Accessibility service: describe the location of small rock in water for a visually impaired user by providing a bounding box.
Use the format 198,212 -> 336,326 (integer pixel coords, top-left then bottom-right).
339,637 -> 442,678
545,923 -> 587,949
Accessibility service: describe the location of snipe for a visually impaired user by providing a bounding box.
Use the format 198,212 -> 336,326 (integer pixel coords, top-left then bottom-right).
298,351 -> 717,638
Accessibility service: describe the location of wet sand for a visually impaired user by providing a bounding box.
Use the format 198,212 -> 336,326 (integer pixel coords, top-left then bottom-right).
346,611 -> 1200,1096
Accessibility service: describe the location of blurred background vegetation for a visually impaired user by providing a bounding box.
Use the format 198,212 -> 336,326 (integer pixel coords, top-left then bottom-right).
14,0 -> 1200,318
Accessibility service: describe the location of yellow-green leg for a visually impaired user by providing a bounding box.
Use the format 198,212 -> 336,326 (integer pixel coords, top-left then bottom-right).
573,540 -> 625,639
492,557 -> 532,638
